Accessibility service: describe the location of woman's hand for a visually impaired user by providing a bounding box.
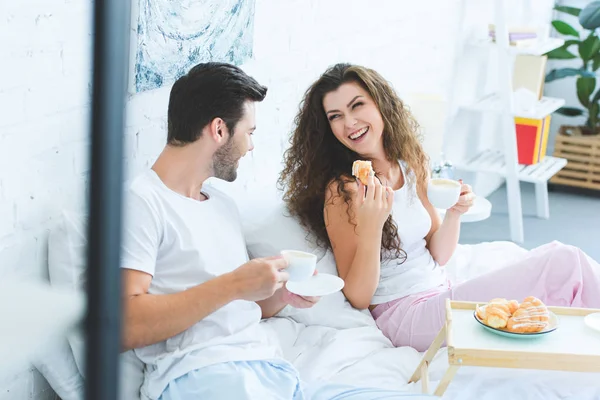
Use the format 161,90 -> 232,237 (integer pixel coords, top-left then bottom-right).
448,180 -> 475,215
281,290 -> 320,308
281,270 -> 320,309
354,171 -> 394,234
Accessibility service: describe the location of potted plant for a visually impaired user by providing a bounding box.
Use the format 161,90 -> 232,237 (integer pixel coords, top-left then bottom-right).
546,1 -> 600,190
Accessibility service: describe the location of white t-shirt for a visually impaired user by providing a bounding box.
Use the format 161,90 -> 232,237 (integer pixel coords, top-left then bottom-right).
121,170 -> 279,400
371,162 -> 447,304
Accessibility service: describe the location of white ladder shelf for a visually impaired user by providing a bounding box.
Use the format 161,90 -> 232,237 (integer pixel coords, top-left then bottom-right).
462,94 -> 565,119
456,149 -> 567,183
446,0 -> 568,243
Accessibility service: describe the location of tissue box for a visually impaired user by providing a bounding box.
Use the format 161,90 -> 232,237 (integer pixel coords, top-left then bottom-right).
515,115 -> 550,165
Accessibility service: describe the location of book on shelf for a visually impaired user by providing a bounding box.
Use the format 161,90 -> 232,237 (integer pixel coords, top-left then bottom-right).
512,54 -> 547,100
488,24 -> 539,47
514,115 -> 551,165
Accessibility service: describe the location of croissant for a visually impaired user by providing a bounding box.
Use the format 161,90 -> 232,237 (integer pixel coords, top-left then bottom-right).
352,160 -> 373,185
506,297 -> 549,333
489,297 -> 519,314
478,297 -> 550,333
481,302 -> 511,329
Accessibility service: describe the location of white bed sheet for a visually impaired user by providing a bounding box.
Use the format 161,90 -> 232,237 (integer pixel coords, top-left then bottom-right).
262,317 -> 600,399
260,241 -> 600,399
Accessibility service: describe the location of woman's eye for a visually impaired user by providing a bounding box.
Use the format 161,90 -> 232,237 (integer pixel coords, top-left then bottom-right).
352,102 -> 364,109
328,114 -> 340,121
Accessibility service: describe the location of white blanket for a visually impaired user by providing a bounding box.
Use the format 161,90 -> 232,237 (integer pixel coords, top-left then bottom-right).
260,242 -> 600,399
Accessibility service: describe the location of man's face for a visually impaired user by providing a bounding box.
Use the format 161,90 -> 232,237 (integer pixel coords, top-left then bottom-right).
212,101 -> 256,182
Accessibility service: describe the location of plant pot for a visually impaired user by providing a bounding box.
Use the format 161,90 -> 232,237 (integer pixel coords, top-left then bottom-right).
550,125 -> 600,190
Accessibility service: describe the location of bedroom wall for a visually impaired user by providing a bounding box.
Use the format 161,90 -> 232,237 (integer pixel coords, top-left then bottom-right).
0,0 -> 552,398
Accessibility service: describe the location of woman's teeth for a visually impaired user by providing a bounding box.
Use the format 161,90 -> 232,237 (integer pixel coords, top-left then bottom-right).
350,127 -> 368,140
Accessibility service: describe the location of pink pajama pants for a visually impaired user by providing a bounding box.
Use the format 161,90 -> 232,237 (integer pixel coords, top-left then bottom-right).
370,241 -> 600,352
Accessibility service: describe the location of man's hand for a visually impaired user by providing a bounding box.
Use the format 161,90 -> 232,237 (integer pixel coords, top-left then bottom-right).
230,256 -> 289,302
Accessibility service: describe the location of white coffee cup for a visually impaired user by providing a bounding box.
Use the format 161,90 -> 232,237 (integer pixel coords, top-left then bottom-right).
427,178 -> 462,210
280,250 -> 317,281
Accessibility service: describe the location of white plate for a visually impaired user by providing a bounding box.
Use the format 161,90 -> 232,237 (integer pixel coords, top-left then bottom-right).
286,273 -> 345,297
584,312 -> 600,333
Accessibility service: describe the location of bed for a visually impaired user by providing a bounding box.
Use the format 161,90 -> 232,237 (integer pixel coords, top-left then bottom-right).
40,182 -> 600,399
236,182 -> 600,399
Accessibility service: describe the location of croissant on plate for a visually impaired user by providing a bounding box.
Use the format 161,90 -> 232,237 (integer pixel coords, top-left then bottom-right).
476,298 -> 513,329
506,297 -> 550,333
476,296 -> 549,333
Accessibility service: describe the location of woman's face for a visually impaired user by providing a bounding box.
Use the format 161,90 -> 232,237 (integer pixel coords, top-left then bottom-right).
322,81 -> 385,157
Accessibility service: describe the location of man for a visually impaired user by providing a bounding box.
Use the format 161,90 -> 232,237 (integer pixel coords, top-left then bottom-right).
121,62 -> 433,399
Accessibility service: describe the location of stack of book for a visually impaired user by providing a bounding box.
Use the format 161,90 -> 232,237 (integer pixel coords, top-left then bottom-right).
511,51 -> 549,165
488,24 -> 538,47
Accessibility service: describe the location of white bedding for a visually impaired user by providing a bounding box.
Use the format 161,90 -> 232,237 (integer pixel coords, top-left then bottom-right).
258,244 -> 600,399
42,199 -> 600,400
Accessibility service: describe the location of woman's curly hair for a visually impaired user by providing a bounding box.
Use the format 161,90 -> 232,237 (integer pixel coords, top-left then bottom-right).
278,63 -> 429,260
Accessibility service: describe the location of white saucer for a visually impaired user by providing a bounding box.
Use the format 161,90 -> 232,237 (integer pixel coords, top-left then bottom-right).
584,312 -> 600,333
286,273 -> 344,297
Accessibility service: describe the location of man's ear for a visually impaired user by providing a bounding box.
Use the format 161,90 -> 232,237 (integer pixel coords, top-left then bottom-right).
207,118 -> 229,144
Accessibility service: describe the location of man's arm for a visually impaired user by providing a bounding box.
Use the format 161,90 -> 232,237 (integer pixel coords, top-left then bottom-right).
122,269 -> 241,351
122,257 -> 290,351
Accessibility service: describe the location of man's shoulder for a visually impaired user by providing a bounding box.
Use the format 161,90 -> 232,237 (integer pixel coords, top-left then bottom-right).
128,170 -> 158,194
124,170 -> 165,212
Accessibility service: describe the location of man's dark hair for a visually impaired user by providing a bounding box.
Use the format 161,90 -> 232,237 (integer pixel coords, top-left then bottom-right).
167,62 -> 267,145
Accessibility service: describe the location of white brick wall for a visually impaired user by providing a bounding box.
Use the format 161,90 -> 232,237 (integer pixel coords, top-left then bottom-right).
0,0 -> 508,398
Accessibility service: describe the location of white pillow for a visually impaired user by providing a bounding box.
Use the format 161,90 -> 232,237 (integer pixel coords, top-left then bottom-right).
47,211 -> 144,400
235,183 -> 326,261
32,338 -> 85,400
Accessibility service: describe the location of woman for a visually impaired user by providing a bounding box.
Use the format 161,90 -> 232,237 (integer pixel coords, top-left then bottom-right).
278,63 -> 600,352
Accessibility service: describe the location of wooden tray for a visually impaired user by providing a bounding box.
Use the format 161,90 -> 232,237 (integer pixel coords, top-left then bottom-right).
409,300 -> 600,396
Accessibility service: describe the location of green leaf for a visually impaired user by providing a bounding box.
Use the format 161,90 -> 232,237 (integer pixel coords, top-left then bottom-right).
593,55 -> 600,71
576,77 -> 596,106
545,68 -> 594,82
579,33 -> 600,62
555,107 -> 585,116
546,46 -> 578,59
580,1 -> 600,30
563,39 -> 581,48
554,5 -> 581,17
552,20 -> 580,37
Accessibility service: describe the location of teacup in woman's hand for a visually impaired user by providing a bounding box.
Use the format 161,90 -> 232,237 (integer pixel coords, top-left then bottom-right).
427,178 -> 462,210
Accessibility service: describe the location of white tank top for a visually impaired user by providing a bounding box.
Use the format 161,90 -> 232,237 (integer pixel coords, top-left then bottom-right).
371,161 -> 447,304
